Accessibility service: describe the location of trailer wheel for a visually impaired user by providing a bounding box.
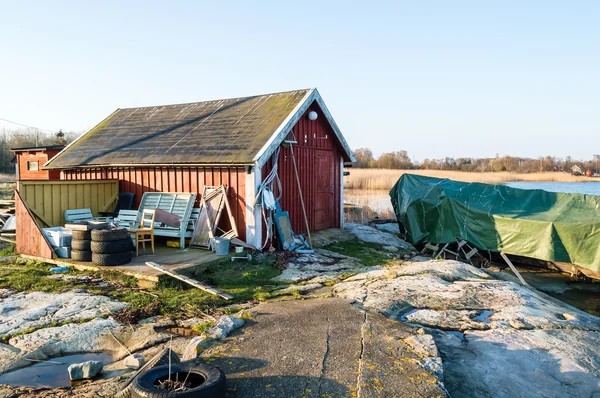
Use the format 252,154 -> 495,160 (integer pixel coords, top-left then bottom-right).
91,239 -> 133,254
92,251 -> 132,266
71,239 -> 92,251
72,230 -> 91,240
130,360 -> 225,398
91,228 -> 129,242
71,250 -> 92,262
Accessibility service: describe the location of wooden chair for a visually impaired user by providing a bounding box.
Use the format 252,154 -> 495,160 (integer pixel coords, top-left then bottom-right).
128,209 -> 155,256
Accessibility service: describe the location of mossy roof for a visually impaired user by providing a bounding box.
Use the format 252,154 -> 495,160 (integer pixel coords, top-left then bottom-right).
46,89 -> 312,169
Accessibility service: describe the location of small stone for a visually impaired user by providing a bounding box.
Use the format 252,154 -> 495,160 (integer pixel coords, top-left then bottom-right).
205,315 -> 245,339
123,354 -> 145,369
68,360 -> 103,381
382,245 -> 400,252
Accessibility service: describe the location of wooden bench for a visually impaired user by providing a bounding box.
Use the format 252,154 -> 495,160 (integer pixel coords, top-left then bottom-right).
116,207 -> 201,248
138,192 -> 197,248
64,208 -> 111,223
113,210 -> 139,228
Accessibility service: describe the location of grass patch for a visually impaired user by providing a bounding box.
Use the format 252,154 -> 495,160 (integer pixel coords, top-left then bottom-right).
322,238 -> 395,267
0,244 -> 15,257
192,320 -> 215,334
0,255 -> 284,320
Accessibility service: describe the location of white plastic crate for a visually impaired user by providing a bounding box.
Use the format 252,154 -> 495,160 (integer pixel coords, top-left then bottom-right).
54,246 -> 71,259
42,227 -> 73,247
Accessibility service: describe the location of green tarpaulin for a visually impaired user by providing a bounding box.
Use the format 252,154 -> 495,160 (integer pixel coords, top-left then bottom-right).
390,174 -> 600,274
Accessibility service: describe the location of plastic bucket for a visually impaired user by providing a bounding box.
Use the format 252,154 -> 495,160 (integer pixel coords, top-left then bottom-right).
213,237 -> 230,256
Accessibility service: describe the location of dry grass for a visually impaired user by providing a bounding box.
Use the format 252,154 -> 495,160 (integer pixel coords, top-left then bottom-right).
344,203 -> 394,224
344,169 -> 594,190
0,173 -> 15,183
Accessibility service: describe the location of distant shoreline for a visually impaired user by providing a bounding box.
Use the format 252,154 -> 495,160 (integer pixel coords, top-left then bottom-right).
345,169 -> 598,190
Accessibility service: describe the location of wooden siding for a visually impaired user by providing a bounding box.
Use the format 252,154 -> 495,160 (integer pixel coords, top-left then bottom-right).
15,190 -> 54,258
17,149 -> 62,180
62,166 -> 247,241
263,101 -> 342,235
19,180 -> 119,228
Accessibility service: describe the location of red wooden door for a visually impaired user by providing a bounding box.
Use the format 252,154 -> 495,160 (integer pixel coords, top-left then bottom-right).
314,150 -> 334,230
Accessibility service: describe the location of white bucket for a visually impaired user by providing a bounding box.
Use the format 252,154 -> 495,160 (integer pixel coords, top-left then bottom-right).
213,237 -> 230,256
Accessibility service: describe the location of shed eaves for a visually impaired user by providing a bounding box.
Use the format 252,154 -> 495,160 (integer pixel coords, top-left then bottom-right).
45,89 -> 312,169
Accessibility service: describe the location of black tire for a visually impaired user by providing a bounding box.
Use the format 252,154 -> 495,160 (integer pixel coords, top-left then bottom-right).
91,239 -> 133,254
72,230 -> 91,240
131,360 -> 225,398
116,348 -> 181,398
71,250 -> 92,262
92,251 -> 132,266
72,239 -> 92,251
91,228 -> 129,242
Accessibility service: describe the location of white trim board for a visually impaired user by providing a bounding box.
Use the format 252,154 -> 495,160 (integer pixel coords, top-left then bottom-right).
254,89 -> 356,167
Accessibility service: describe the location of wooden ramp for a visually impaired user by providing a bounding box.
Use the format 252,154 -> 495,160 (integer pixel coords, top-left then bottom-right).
21,246 -> 220,284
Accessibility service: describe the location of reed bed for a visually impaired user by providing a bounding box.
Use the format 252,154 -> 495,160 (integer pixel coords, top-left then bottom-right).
344,169 -> 593,190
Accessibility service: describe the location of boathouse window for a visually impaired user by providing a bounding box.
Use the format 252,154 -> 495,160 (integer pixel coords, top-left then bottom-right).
27,161 -> 39,171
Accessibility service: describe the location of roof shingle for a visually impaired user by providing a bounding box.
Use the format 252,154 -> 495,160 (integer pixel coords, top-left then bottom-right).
46,89 -> 312,169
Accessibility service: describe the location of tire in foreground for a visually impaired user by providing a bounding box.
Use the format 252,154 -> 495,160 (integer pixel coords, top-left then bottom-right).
130,360 -> 226,398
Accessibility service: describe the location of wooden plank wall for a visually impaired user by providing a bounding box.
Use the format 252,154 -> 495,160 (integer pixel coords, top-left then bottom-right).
15,190 -> 54,258
62,167 -> 247,241
262,101 -> 343,234
19,180 -> 119,227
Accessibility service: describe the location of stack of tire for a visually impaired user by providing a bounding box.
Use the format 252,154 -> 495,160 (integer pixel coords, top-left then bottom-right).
71,230 -> 93,262
90,228 -> 133,266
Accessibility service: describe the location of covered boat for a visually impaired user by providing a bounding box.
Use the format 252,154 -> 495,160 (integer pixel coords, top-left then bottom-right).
390,174 -> 600,276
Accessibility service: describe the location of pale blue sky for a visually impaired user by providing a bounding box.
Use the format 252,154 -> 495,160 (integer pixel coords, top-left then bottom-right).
1,1 -> 598,161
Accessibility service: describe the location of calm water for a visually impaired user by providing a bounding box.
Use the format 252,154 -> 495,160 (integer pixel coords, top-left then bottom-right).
0,353 -> 113,388
346,182 -> 600,213
506,181 -> 600,196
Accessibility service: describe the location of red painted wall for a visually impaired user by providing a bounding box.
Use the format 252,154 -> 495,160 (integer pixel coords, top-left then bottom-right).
263,101 -> 343,235
62,166 -> 247,240
16,149 -> 62,181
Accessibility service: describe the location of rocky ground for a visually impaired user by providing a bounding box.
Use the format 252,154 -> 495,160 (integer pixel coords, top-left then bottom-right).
0,222 -> 599,397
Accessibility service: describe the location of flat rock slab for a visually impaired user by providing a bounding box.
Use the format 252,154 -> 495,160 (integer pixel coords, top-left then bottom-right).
373,223 -> 401,234
272,249 -> 379,283
202,298 -> 446,398
0,291 -> 127,338
345,223 -> 415,250
334,259 -> 600,397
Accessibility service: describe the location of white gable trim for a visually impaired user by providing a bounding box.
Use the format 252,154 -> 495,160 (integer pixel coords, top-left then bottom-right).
254,88 -> 356,167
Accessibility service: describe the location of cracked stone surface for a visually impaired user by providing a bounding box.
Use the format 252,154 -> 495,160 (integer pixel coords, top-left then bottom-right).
334,259 -> 600,397
202,298 -> 446,397
0,291 -> 128,338
271,249 -> 380,283
0,318 -> 120,375
345,223 -> 414,250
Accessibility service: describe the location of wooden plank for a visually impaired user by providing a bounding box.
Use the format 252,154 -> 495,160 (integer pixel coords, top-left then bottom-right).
15,191 -> 54,259
500,253 -> 529,286
145,261 -> 233,300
